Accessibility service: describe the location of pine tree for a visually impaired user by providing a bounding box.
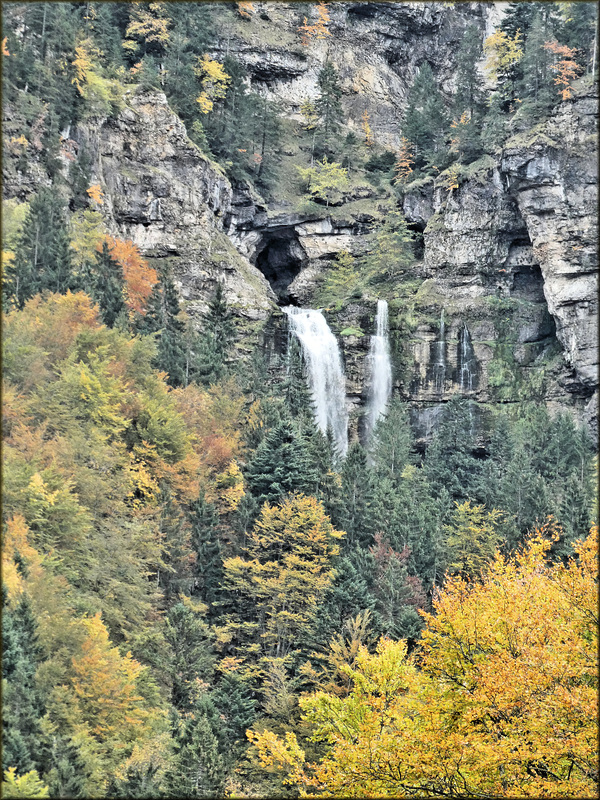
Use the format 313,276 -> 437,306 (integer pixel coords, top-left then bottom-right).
315,61 -> 343,156
6,188 -> 77,308
2,591 -> 45,775
90,241 -> 127,328
245,419 -> 318,506
402,62 -> 448,173
188,496 -> 223,608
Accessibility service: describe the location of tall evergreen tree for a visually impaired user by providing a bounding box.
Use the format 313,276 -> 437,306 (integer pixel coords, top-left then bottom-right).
402,62 -> 449,173
137,265 -> 188,387
2,591 -> 46,775
423,398 -> 481,502
245,419 -> 318,506
188,496 -> 223,609
316,61 -> 344,156
163,602 -> 214,711
196,283 -> 236,386
451,23 -> 486,163
90,241 -> 127,328
335,442 -> 376,548
5,187 -> 77,308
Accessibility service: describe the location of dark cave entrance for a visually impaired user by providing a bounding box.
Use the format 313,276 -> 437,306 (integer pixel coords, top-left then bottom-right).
254,227 -> 307,305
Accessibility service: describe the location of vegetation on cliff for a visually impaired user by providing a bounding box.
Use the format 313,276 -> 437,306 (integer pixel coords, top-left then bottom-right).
2,2 -> 597,797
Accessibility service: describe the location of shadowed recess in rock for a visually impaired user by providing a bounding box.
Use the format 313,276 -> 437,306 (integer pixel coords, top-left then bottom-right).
254,227 -> 307,304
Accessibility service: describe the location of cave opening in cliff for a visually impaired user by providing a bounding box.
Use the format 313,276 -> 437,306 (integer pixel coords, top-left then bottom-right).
407,222 -> 425,260
254,227 -> 307,305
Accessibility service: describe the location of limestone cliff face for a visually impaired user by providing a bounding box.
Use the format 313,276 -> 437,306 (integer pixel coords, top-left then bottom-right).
213,1 -> 492,152
77,91 -> 276,328
400,85 -> 597,432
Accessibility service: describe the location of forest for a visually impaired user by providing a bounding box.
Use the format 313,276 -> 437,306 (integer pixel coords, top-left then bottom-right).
1,2 -> 598,798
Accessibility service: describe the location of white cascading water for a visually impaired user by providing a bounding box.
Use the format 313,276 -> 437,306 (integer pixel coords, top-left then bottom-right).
283,307 -> 348,457
432,308 -> 446,394
459,323 -> 476,392
365,299 -> 392,444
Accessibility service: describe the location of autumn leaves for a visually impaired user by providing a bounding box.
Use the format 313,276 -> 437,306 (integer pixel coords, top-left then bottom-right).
251,524 -> 598,797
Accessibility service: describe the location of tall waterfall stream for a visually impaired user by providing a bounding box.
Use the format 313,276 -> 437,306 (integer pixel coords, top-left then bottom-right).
365,299 -> 392,444
284,307 -> 349,458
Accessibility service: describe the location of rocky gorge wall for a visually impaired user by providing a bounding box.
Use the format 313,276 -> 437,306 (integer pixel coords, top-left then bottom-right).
3,2 -> 597,442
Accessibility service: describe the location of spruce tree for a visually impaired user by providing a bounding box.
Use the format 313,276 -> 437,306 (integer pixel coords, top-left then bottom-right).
138,266 -> 188,387
157,487 -> 192,607
168,698 -> 226,799
196,283 -> 236,386
212,673 -> 257,754
316,61 -> 343,156
188,496 -> 223,609
452,24 -> 486,163
336,442 -> 376,548
163,602 -> 215,711
423,398 -> 481,502
91,241 -> 127,328
245,419 -> 318,506
402,62 -> 449,173
6,187 -> 77,308
2,591 -> 46,775
369,397 -> 413,485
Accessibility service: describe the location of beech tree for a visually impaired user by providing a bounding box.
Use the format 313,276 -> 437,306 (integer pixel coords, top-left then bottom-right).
221,494 -> 344,669
250,524 -> 598,797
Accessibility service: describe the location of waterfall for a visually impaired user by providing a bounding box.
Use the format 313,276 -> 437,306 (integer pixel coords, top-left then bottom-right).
365,299 -> 392,443
432,308 -> 446,394
458,323 -> 477,392
283,307 -> 348,457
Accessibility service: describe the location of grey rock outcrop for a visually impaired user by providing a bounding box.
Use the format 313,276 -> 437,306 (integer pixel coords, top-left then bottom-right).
77,91 -> 276,324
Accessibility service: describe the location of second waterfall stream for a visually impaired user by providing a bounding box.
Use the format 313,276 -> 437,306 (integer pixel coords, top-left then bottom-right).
365,299 -> 392,444
284,307 -> 349,458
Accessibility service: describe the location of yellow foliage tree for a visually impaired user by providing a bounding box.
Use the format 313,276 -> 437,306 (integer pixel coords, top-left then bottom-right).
195,55 -> 231,113
205,459 -> 245,514
51,612 -> 168,792
251,524 -> 598,797
86,183 -> 104,205
2,768 -> 49,798
123,2 -> 170,53
69,209 -> 106,268
483,28 -> 523,83
393,136 -> 414,185
222,495 -> 344,671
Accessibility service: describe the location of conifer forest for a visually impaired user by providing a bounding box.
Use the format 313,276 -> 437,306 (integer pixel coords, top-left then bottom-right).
1,1 -> 598,797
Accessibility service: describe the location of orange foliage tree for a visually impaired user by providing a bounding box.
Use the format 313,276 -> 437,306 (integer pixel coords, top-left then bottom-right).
236,1 -> 255,18
101,236 -> 158,316
544,40 -> 583,99
298,2 -> 332,47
